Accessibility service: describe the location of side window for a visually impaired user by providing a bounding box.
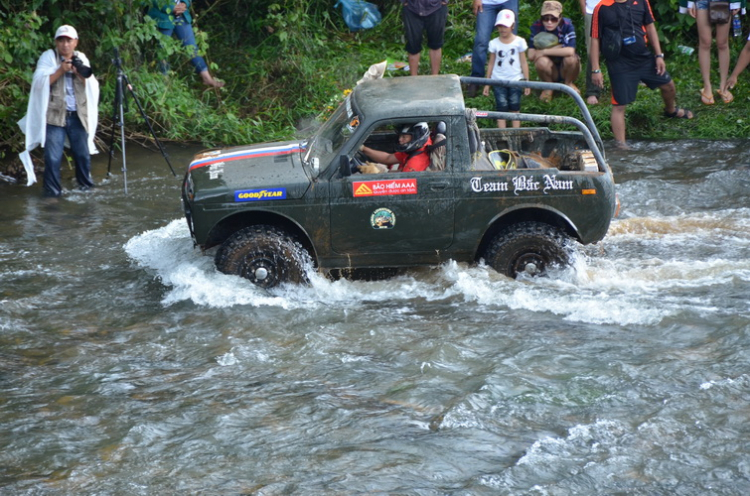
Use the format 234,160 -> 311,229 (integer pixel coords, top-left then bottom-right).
353,120 -> 450,175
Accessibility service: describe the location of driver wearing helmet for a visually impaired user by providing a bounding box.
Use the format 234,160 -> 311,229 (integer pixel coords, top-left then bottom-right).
359,122 -> 432,173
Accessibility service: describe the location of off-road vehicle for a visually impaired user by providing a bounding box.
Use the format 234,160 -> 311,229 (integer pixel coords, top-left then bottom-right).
181,75 -> 617,288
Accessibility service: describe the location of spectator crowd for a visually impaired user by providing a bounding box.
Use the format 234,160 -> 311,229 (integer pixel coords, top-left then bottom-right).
401,0 -> 749,148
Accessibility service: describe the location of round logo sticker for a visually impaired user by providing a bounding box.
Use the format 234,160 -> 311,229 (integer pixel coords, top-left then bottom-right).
370,208 -> 395,229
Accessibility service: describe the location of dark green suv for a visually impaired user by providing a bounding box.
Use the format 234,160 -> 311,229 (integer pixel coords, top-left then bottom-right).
181,75 -> 617,287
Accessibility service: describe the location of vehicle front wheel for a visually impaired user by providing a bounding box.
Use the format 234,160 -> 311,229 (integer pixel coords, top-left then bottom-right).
215,225 -> 312,288
484,222 -> 572,278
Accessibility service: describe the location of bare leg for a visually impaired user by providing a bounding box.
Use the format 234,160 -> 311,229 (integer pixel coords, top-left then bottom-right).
660,80 -> 677,114
429,48 -> 442,75
696,11 -> 714,98
200,70 -> 225,88
727,40 -> 750,88
534,56 -> 558,82
535,56 -> 558,101
716,21 -> 731,94
511,110 -> 521,128
611,105 -> 627,146
560,54 -> 581,88
408,53 -> 420,76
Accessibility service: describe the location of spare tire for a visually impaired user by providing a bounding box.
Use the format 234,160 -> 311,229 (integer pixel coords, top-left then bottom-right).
215,225 -> 312,288
484,222 -> 571,278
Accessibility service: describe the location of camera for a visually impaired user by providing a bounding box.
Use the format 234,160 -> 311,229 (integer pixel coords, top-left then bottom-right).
70,55 -> 93,78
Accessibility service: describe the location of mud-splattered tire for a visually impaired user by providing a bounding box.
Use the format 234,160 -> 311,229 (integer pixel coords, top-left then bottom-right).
215,225 -> 311,289
484,222 -> 571,278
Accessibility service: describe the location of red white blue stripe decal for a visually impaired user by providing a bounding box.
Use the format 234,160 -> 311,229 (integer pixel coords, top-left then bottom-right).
189,143 -> 305,171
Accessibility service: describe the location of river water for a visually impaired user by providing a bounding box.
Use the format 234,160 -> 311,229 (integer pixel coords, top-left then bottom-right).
1,140 -> 749,495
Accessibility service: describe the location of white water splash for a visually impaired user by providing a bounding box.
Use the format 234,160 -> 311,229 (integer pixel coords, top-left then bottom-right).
123,219 -> 740,326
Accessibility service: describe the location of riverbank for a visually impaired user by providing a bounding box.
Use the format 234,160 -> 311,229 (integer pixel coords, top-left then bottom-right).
2,1 -> 749,184
4,63 -> 748,185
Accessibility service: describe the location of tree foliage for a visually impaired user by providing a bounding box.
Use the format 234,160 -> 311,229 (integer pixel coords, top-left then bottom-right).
0,0 -> 747,171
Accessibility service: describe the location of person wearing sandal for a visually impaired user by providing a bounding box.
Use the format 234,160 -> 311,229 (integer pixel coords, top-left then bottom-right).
527,2 -> 581,102
680,1 -> 746,104
679,1 -> 746,105
591,0 -> 694,148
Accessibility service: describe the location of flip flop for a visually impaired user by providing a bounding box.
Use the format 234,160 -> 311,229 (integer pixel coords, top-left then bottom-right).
663,107 -> 694,119
717,89 -> 734,104
700,88 -> 715,105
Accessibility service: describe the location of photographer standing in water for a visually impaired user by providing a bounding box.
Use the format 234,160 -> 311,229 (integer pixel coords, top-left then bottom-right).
18,25 -> 100,196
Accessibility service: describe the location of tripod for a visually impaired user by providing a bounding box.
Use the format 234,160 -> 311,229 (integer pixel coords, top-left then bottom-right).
107,48 -> 175,194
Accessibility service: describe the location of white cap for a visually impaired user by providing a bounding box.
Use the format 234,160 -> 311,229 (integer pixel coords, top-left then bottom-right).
55,25 -> 78,40
495,10 -> 515,28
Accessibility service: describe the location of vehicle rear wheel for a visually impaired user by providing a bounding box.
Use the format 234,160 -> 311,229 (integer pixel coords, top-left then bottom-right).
484,222 -> 571,278
215,225 -> 311,288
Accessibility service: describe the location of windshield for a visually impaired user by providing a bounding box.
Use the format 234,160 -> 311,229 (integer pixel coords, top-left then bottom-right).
305,96 -> 360,170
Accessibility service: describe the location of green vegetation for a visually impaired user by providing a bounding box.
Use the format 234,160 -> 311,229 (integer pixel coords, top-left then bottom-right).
1,0 -> 749,179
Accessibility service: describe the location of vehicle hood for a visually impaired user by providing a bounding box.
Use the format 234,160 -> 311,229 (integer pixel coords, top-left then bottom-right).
186,141 -> 311,203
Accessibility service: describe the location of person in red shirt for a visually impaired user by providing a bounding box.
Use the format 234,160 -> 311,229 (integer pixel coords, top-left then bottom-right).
360,122 -> 432,172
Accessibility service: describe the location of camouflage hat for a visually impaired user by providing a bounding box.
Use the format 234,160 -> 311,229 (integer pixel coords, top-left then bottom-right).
541,1 -> 563,18
533,31 -> 559,49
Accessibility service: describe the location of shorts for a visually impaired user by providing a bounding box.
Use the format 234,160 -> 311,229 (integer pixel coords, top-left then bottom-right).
402,5 -> 448,54
696,0 -> 709,10
609,57 -> 672,106
544,54 -> 580,82
492,85 -> 522,112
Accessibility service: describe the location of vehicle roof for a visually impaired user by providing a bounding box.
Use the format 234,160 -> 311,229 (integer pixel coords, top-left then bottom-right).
351,74 -> 465,121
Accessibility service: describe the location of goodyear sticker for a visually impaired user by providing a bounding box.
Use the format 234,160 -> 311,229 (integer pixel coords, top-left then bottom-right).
353,178 -> 417,197
235,188 -> 287,202
371,208 -> 395,229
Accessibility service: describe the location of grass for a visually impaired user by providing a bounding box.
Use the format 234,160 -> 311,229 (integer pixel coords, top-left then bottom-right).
2,0 -> 749,182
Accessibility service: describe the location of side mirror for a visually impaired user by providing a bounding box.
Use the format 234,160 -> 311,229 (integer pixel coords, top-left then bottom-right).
339,155 -> 352,177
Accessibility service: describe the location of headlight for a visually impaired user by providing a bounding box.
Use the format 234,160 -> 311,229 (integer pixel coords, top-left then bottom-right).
184,173 -> 195,202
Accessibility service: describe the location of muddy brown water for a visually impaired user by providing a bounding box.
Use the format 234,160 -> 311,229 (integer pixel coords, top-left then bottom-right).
1,140 -> 749,494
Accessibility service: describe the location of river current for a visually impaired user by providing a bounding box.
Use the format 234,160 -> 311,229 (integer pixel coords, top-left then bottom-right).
1,140 -> 749,494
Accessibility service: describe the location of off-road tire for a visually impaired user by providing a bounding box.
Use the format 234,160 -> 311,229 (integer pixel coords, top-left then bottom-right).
215,225 -> 311,289
484,222 -> 571,278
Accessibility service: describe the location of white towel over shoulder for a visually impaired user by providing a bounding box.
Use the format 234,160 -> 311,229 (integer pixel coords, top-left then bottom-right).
17,49 -> 100,186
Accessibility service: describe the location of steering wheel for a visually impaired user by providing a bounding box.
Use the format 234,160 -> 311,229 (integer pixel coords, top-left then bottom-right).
349,149 -> 369,174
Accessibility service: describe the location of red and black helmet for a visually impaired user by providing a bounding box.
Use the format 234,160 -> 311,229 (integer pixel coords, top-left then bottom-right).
395,122 -> 430,153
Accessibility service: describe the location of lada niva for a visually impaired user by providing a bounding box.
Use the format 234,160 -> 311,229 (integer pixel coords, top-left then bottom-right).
181,75 -> 617,288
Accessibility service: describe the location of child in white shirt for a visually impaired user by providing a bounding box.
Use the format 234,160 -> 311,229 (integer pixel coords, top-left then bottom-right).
482,9 -> 530,128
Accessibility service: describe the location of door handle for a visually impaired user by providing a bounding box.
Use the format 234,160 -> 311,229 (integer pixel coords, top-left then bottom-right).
430,182 -> 450,191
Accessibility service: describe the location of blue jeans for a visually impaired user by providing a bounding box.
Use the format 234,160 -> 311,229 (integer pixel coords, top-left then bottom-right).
492,85 -> 522,112
43,112 -> 94,196
159,16 -> 208,73
471,1 -> 519,78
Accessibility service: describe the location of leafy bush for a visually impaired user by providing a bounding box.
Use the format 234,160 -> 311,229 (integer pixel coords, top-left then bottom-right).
1,0 -> 748,174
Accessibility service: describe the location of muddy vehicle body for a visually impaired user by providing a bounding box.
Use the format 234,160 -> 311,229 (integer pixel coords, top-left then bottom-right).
181,75 -> 617,287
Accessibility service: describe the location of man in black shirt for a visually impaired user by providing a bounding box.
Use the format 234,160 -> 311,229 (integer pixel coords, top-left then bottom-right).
590,0 -> 693,148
